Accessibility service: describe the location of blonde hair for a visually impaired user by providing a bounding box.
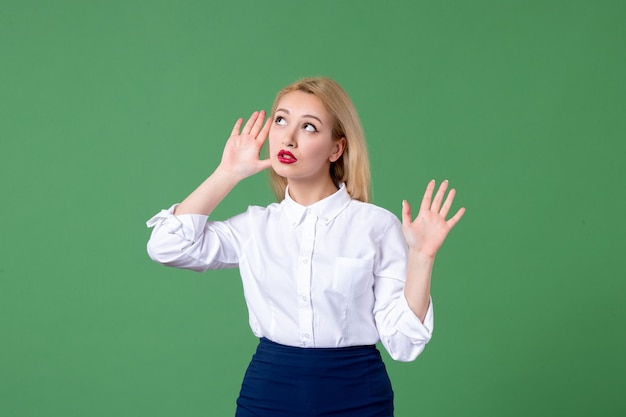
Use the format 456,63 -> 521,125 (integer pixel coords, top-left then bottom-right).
268,77 -> 371,202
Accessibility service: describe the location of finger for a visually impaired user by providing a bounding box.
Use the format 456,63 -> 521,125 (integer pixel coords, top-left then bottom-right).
420,180 -> 436,212
447,207 -> 466,228
401,200 -> 412,226
242,111 -> 259,134
439,188 -> 456,218
230,118 -> 244,137
249,110 -> 266,137
431,180 -> 448,212
256,112 -> 272,143
257,158 -> 272,171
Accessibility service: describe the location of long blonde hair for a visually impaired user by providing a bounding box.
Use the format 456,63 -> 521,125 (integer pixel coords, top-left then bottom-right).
268,77 -> 371,202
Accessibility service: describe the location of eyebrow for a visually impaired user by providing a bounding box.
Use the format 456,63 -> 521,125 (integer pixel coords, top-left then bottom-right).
275,108 -> 323,125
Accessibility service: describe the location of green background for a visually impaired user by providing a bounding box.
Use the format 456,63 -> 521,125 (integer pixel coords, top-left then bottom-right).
2,0 -> 625,416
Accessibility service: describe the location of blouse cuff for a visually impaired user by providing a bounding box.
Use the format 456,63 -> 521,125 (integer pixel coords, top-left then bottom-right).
396,294 -> 434,343
146,204 -> 209,242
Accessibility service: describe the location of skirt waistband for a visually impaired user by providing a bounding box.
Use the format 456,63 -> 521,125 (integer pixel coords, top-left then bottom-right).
259,337 -> 377,356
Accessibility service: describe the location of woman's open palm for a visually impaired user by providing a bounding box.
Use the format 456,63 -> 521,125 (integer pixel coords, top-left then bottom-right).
402,180 -> 465,258
219,110 -> 272,180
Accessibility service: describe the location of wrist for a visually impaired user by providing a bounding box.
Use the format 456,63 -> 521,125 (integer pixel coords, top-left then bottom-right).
214,165 -> 245,185
408,248 -> 436,262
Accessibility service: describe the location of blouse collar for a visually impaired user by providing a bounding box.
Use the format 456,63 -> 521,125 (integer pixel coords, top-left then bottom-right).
282,183 -> 352,228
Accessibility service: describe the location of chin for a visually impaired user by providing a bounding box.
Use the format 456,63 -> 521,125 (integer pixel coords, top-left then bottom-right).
270,163 -> 290,178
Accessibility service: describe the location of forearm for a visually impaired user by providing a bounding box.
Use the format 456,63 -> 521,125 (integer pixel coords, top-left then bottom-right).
404,250 -> 434,322
174,167 -> 240,216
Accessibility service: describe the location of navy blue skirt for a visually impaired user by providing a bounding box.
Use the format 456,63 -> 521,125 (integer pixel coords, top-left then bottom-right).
236,338 -> 394,417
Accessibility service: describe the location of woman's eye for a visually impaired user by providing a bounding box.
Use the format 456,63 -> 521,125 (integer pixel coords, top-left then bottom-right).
303,123 -> 318,133
275,116 -> 286,125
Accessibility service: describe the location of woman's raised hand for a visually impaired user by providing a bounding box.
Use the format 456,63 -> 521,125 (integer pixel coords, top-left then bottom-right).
401,180 -> 466,259
218,110 -> 272,180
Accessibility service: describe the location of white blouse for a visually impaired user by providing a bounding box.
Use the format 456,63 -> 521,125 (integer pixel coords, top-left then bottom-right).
146,184 -> 433,362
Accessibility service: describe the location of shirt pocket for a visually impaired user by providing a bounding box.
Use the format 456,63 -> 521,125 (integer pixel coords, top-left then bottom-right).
332,257 -> 375,298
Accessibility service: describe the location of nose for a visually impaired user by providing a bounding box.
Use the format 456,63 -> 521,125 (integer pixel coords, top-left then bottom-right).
281,126 -> 297,148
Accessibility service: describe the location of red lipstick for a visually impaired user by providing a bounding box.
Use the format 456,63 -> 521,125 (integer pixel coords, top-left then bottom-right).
278,150 -> 297,164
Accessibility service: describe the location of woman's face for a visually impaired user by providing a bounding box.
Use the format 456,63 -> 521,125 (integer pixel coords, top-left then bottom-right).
269,91 -> 345,185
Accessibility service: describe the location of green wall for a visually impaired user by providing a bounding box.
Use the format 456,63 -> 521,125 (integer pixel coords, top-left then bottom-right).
2,1 -> 624,416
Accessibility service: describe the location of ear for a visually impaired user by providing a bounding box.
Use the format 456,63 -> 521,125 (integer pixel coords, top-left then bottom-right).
329,137 -> 346,162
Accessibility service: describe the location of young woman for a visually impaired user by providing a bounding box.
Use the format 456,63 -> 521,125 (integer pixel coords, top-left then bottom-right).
146,77 -> 465,416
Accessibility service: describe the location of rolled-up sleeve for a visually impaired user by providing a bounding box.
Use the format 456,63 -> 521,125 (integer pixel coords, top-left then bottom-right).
146,205 -> 240,272
373,218 -> 434,362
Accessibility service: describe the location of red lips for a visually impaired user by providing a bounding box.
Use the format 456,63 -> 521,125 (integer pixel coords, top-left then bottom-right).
277,150 -> 297,164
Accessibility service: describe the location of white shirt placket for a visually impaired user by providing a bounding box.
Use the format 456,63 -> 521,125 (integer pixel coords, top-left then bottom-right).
296,211 -> 317,347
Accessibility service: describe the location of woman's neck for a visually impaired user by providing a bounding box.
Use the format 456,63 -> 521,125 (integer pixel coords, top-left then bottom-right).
287,178 -> 339,206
